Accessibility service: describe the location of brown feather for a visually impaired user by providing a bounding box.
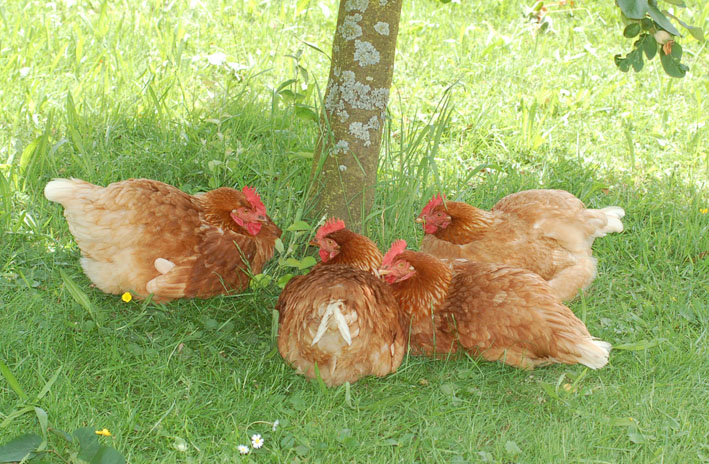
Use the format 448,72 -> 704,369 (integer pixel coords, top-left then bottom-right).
420,189 -> 624,301
45,178 -> 281,302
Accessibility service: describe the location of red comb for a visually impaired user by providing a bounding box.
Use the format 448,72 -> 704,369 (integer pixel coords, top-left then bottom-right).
382,240 -> 407,266
242,186 -> 266,215
316,218 -> 346,240
420,193 -> 446,217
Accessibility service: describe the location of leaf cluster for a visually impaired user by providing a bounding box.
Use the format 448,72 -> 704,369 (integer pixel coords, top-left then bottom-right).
614,0 -> 703,77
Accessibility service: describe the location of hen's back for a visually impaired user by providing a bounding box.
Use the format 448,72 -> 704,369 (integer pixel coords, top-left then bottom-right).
277,265 -> 405,386
45,178 -> 202,296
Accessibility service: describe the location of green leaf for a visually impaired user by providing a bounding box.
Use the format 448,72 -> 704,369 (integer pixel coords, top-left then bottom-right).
0,359 -> 28,401
286,220 -> 312,232
614,54 -> 631,72
37,366 -> 63,400
35,407 -> 49,437
647,4 -> 680,35
277,273 -> 295,288
295,105 -> 319,123
0,434 -> 42,462
640,18 -> 653,30
613,338 -> 666,350
504,440 -> 522,455
49,428 -> 74,443
274,238 -> 285,254
642,34 -> 657,59
667,12 -> 705,41
298,256 -> 317,269
60,270 -> 100,326
90,445 -> 126,464
616,0 -> 649,19
662,0 -> 685,6
624,23 -> 642,38
660,45 -> 688,78
75,427 -> 100,461
629,48 -> 644,71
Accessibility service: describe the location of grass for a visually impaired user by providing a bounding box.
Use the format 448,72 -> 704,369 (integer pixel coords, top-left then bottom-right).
1,0 -> 708,462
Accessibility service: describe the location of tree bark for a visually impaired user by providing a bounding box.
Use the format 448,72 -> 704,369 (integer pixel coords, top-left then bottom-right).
310,0 -> 403,232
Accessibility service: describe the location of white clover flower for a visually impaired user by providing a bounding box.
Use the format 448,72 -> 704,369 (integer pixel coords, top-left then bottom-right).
272,420 -> 280,431
237,444 -> 250,455
206,51 -> 227,66
251,434 -> 264,449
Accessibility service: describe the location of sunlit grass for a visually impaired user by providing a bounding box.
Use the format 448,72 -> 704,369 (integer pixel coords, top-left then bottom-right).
1,0 -> 708,462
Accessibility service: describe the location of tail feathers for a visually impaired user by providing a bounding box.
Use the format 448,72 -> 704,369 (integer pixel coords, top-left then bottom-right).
576,338 -> 611,369
600,206 -> 625,234
44,178 -> 96,205
311,300 -> 352,347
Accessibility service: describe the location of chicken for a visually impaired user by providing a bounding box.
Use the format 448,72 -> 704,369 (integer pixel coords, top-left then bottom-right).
45,178 -> 281,302
308,218 -> 382,273
379,240 -> 611,369
276,220 -> 405,386
417,190 -> 625,301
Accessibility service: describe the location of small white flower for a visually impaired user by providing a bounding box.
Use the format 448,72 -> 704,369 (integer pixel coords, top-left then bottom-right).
251,434 -> 264,449
206,51 -> 227,66
19,67 -> 31,78
237,444 -> 250,455
272,420 -> 279,431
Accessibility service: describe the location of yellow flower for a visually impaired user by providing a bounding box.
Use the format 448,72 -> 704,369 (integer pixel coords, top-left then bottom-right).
121,292 -> 132,302
700,208 -> 708,214
95,428 -> 112,437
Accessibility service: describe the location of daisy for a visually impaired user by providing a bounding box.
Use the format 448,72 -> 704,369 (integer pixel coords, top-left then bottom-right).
251,434 -> 264,449
237,444 -> 250,455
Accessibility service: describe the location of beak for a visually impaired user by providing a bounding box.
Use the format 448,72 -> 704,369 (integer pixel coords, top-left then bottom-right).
378,268 -> 392,276
415,217 -> 424,223
255,214 -> 268,222
309,238 -> 319,247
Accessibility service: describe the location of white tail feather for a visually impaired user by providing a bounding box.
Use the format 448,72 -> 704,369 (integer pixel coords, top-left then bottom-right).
154,258 -> 175,274
576,338 -> 611,369
311,300 -> 352,346
44,179 -> 80,204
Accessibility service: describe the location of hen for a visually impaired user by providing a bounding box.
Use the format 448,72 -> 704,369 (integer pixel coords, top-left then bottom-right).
309,217 -> 383,273
276,219 -> 405,386
380,240 -> 611,369
45,178 -> 281,302
418,190 -> 625,301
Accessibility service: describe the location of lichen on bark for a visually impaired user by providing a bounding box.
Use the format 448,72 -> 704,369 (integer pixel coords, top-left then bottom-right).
310,0 -> 403,232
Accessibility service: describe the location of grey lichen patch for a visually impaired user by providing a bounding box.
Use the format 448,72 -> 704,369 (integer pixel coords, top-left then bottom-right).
349,116 -> 381,147
379,0 -> 388,5
338,14 -> 362,41
345,0 -> 369,12
374,22 -> 390,36
324,70 -> 390,123
332,140 -> 350,155
339,164 -> 348,172
354,40 -> 380,67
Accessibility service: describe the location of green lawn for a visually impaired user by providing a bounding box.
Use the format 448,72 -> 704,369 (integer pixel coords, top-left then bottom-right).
1,0 -> 708,462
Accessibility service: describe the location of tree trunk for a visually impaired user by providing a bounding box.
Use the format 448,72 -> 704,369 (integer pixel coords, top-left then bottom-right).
310,0 -> 403,232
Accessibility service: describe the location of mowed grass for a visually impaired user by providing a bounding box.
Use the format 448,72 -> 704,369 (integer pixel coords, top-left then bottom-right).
1,0 -> 708,462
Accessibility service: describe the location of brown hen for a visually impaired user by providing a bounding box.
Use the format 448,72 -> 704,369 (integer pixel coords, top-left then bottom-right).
45,178 -> 281,302
418,190 -> 625,301
380,240 -> 611,369
276,219 -> 405,386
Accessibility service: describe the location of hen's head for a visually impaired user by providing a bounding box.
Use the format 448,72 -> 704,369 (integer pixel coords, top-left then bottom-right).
379,240 -> 416,284
310,218 -> 346,262
203,186 -> 270,236
417,194 -> 452,234
310,219 -> 383,272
